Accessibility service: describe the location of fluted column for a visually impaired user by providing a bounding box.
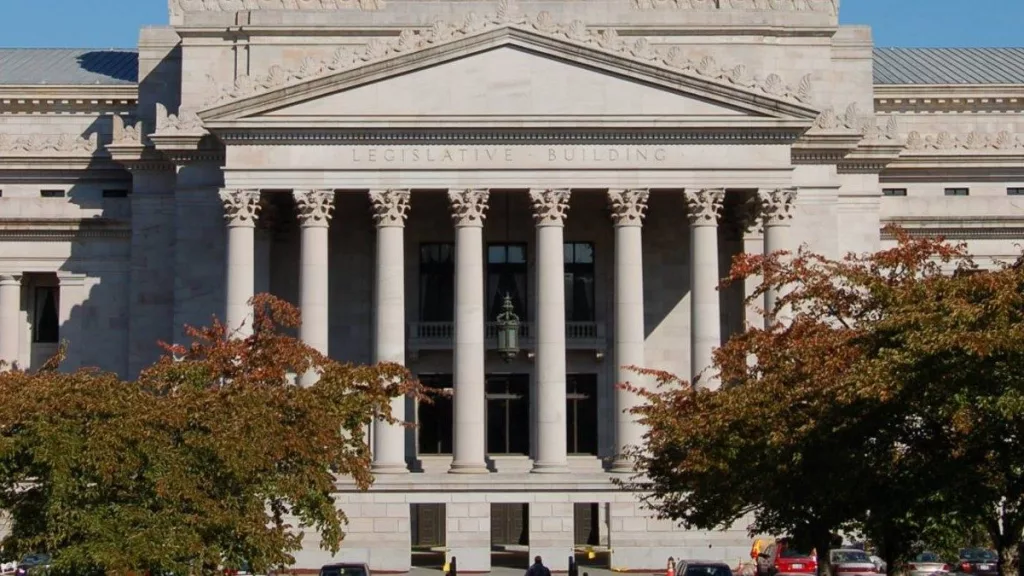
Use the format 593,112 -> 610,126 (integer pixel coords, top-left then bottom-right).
294,189 -> 335,386
0,274 -> 22,369
219,189 -> 261,338
448,189 -> 490,474
759,188 -> 797,316
608,189 -> 650,473
370,189 -> 411,474
530,188 -> 571,474
686,189 -> 725,390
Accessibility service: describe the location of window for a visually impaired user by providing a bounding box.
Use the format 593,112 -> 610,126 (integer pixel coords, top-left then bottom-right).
1008,188 -> 1024,196
419,244 -> 454,322
564,242 -> 596,322
486,374 -> 530,455
417,374 -> 453,455
566,374 -> 598,455
487,244 -> 527,320
33,287 -> 59,343
40,189 -> 65,198
944,188 -> 970,197
102,189 -> 129,198
882,188 -> 908,197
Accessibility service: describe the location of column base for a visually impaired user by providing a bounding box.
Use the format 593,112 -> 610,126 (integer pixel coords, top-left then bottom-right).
448,462 -> 490,474
370,462 -> 409,475
609,457 -> 636,474
530,461 -> 570,474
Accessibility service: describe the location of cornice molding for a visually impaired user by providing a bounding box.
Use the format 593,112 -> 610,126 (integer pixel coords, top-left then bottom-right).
874,84 -> 1024,114
632,0 -> 838,15
170,0 -> 383,19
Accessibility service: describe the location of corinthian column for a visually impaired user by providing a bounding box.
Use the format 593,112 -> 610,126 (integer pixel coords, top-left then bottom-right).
608,189 -> 649,473
530,188 -> 571,474
448,189 -> 490,474
759,188 -> 797,316
219,189 -> 261,338
293,190 -> 335,384
0,274 -> 22,369
686,189 -> 725,390
370,189 -> 411,474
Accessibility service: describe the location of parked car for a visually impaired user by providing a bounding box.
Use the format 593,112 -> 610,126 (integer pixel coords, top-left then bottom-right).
830,549 -> 878,576
14,554 -> 51,576
756,541 -> 818,576
319,563 -> 370,576
957,549 -> 999,576
676,561 -> 735,576
908,552 -> 949,576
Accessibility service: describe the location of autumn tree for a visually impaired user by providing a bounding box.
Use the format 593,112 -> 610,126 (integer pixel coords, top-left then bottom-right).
0,294 -> 422,576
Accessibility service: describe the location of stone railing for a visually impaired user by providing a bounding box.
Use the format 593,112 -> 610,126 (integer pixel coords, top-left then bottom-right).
408,321 -> 605,352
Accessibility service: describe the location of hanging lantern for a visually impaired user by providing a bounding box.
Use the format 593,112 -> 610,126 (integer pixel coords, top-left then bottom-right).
495,294 -> 520,362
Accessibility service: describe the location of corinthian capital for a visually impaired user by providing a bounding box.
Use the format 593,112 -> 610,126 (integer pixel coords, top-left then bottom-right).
369,189 -> 411,227
529,189 -> 571,226
219,189 -> 261,227
758,188 -> 797,226
685,189 -> 725,226
449,189 -> 490,227
293,189 -> 336,227
608,189 -> 650,226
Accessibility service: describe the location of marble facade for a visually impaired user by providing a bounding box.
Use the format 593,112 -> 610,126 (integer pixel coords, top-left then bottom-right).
0,0 -> 1022,572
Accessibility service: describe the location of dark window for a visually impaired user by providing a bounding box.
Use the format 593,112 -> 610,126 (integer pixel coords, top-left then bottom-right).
944,188 -> 970,197
102,189 -> 129,198
1008,188 -> 1024,196
486,374 -> 530,455
419,244 -> 454,322
40,189 -> 65,198
566,374 -> 598,455
417,374 -> 453,455
882,188 -> 908,197
33,287 -> 59,343
487,244 -> 527,320
564,242 -> 596,322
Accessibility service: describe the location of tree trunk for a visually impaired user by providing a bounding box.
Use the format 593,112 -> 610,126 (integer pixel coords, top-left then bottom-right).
999,544 -> 1015,576
1016,541 -> 1023,576
814,530 -> 834,576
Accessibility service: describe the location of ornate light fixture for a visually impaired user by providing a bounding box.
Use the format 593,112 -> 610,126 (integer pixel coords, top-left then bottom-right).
495,294 -> 520,363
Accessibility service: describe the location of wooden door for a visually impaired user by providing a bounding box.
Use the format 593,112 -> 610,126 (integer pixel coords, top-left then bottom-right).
412,504 -> 446,547
574,503 -> 599,546
491,503 -> 529,546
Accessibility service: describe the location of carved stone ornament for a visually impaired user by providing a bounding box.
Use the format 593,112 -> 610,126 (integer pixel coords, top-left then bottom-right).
293,189 -> 336,226
632,0 -> 838,15
220,189 -> 262,226
758,188 -> 797,226
0,132 -> 98,156
685,189 -> 725,225
155,103 -> 206,135
170,0 -> 383,18
449,189 -> 490,227
905,130 -> 1024,152
608,189 -> 650,226
530,189 -> 572,225
111,115 -> 144,146
203,0 -> 814,108
369,189 -> 411,227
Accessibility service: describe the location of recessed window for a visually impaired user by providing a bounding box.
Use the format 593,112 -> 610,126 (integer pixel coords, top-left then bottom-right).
418,243 -> 454,323
487,243 -> 527,321
40,189 -> 65,198
102,189 -> 129,198
882,188 -> 908,197
564,242 -> 596,322
417,374 -> 453,455
33,287 -> 59,343
1008,188 -> 1024,196
944,188 -> 970,197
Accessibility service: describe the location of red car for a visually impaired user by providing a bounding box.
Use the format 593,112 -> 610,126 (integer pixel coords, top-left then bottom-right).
757,541 -> 818,576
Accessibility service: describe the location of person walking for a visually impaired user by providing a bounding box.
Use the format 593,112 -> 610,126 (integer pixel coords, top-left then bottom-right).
526,556 -> 552,576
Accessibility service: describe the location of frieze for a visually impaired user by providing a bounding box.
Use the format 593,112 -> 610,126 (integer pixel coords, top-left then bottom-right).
202,0 -> 813,108
0,132 -> 99,156
905,130 -> 1024,152
632,0 -> 838,14
169,0 -> 382,17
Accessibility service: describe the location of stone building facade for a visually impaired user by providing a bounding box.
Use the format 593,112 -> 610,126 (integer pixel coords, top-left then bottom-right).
0,0 -> 1022,572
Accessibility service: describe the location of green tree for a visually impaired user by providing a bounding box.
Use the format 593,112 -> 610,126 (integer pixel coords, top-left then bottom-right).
0,294 -> 423,576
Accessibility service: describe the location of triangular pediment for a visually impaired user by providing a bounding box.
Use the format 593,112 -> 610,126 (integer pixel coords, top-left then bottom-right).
200,25 -> 819,129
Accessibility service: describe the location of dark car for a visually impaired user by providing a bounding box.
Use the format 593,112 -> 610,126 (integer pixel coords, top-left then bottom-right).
319,563 -> 371,576
958,549 -> 998,576
15,554 -> 52,576
676,560 -> 734,576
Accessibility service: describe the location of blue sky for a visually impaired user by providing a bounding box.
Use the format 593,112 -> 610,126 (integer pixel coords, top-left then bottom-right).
0,0 -> 1022,49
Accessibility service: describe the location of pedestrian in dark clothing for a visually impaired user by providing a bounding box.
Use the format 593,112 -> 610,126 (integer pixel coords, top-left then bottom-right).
527,556 -> 552,576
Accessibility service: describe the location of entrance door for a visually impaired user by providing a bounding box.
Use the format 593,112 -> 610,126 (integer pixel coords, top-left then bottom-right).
486,374 -> 530,455
573,503 -> 599,546
411,503 -> 446,548
491,503 -> 529,546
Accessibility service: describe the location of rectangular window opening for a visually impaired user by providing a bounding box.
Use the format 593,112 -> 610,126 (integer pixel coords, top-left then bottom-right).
40,189 -> 66,198
882,188 -> 908,197
416,374 -> 453,455
485,374 -> 530,455
566,374 -> 598,455
33,286 -> 60,343
487,243 -> 528,320
564,242 -> 596,322
418,243 -> 455,323
1008,188 -> 1024,196
944,188 -> 970,197
102,189 -> 129,198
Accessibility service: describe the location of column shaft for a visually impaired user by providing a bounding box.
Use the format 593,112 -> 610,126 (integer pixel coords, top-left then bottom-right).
220,189 -> 261,339
0,275 -> 21,369
531,189 -> 571,474
608,189 -> 649,473
759,188 -> 797,318
294,190 -> 335,367
370,189 -> 410,474
687,189 -> 724,391
449,190 -> 489,474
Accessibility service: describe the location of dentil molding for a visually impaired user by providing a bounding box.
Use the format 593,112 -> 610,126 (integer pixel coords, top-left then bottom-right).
632,0 -> 838,14
202,0 -> 814,109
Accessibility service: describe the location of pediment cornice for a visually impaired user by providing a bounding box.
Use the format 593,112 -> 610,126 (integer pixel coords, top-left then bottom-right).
198,1 -> 819,125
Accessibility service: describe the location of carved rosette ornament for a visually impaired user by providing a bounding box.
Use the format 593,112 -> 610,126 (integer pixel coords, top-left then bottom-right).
369,189 -> 411,227
220,189 -> 262,227
685,189 -> 725,226
449,189 -> 490,227
530,189 -> 572,226
608,189 -> 650,227
293,189 -> 336,227
758,188 -> 797,226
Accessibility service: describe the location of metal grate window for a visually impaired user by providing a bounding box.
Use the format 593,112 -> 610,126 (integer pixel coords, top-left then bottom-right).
40,189 -> 65,198
1008,188 -> 1024,196
944,188 -> 970,197
882,188 -> 908,197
